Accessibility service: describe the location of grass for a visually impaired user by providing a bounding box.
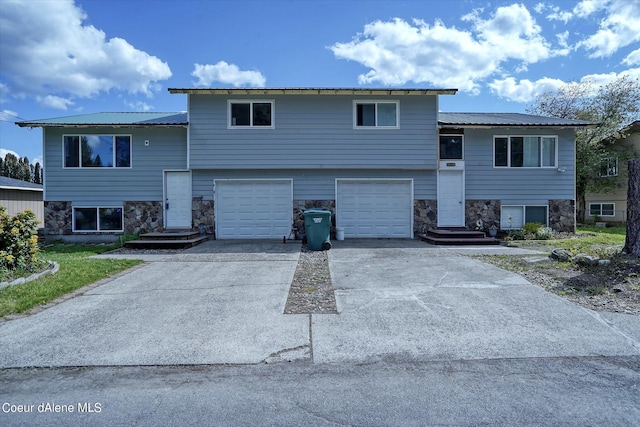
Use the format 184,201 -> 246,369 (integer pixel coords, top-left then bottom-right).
509,225 -> 626,257
0,243 -> 141,318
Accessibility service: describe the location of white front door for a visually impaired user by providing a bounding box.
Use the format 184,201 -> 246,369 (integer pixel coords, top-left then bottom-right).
437,170 -> 465,227
165,171 -> 192,228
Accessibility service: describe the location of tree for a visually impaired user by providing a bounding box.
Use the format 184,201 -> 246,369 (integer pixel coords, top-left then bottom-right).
624,159 -> 640,256
528,76 -> 640,223
0,153 -> 43,184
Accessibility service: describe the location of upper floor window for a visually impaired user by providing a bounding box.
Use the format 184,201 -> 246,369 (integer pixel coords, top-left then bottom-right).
64,135 -> 131,168
600,157 -> 618,177
439,135 -> 464,160
228,100 -> 274,128
354,101 -> 399,128
494,136 -> 556,168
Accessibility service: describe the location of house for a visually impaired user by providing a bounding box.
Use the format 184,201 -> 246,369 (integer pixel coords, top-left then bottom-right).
16,88 -> 593,241
0,176 -> 44,224
585,120 -> 640,224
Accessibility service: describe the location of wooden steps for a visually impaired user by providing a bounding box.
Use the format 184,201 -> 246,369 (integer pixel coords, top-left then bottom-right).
419,227 -> 500,246
124,229 -> 209,249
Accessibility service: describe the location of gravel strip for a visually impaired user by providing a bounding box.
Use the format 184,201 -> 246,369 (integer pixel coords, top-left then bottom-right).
284,246 -> 338,314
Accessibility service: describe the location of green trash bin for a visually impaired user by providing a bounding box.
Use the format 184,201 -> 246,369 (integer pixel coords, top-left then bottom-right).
304,209 -> 332,251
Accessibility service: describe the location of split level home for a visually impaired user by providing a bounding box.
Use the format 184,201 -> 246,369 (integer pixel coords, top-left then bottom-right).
16,88 -> 594,241
585,120 -> 640,224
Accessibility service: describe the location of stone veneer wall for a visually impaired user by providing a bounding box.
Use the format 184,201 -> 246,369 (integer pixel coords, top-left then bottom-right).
414,200 -> 437,233
123,201 -> 163,234
549,199 -> 575,232
465,200 -> 501,231
293,200 -> 335,237
192,197 -> 214,234
43,201 -> 73,235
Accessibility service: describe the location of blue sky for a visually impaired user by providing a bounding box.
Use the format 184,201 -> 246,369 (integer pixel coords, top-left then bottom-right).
1,0 -> 639,165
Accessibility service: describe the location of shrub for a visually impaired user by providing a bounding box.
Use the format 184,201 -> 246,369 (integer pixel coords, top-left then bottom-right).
0,206 -> 41,272
536,227 -> 554,240
523,222 -> 543,235
508,229 -> 526,240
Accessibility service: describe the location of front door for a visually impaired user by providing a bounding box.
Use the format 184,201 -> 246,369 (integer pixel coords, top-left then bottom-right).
437,169 -> 465,227
165,171 -> 191,228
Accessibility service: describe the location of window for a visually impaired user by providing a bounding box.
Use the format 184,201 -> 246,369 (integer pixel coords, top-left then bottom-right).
600,157 -> 618,177
589,203 -> 615,217
501,205 -> 548,229
354,101 -> 399,128
228,100 -> 274,128
64,135 -> 131,168
439,135 -> 464,160
494,136 -> 556,168
73,207 -> 123,232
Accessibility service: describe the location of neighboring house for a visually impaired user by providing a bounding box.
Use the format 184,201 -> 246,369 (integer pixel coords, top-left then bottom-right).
16,88 -> 593,241
0,176 -> 44,224
585,120 -> 640,224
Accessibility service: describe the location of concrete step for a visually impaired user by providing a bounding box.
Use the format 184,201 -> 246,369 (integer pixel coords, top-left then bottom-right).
124,235 -> 209,249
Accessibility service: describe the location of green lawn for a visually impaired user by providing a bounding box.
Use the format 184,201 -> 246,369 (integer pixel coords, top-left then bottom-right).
0,244 -> 141,318
510,225 -> 626,257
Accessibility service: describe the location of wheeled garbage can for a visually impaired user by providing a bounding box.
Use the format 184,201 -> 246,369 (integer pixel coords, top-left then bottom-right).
304,209 -> 332,251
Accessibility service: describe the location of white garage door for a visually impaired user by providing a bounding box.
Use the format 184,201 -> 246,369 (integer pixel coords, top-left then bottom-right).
336,179 -> 413,238
215,179 -> 292,239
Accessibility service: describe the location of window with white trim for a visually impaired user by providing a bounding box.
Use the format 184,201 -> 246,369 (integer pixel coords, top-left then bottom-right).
589,203 -> 615,217
64,135 -> 131,168
228,100 -> 274,128
599,157 -> 618,177
494,136 -> 557,168
354,101 -> 399,128
501,205 -> 548,229
73,207 -> 123,232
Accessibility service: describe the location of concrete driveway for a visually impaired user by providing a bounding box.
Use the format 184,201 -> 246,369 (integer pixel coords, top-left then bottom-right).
313,240 -> 640,363
0,239 -> 638,368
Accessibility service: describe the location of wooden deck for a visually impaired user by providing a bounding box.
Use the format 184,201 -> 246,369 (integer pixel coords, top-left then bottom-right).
419,227 -> 500,246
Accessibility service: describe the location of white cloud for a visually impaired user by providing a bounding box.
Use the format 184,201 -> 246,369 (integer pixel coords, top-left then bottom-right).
622,49 -> 640,66
330,4 -> 562,92
192,62 -> 266,87
489,77 -> 566,103
574,0 -> 640,57
0,148 -> 20,158
490,68 -> 640,103
0,0 -> 172,104
125,101 -> 153,112
37,95 -> 74,110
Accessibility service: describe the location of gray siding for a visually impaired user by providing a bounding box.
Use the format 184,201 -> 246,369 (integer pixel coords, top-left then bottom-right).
0,189 -> 44,223
464,128 -> 576,203
188,94 -> 438,170
44,127 -> 187,204
192,169 -> 437,200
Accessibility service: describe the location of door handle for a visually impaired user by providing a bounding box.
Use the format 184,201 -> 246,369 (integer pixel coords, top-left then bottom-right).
166,199 -> 169,210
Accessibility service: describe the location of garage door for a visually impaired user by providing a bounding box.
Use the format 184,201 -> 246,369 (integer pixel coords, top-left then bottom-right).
336,179 -> 413,238
215,179 -> 292,239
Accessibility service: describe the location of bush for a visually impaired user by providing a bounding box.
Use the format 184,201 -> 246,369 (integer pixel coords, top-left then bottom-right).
0,206 -> 40,272
508,228 -> 526,240
536,227 -> 554,240
523,222 -> 543,235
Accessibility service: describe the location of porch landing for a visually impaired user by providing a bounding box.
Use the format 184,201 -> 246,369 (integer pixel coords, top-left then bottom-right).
124,229 -> 209,249
419,227 -> 500,246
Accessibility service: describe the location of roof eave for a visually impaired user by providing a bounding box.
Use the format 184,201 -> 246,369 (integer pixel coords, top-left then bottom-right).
16,123 -> 188,128
168,88 -> 458,96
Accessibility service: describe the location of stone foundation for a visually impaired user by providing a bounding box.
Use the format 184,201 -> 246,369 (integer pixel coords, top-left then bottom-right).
123,201 -> 163,235
43,201 -> 72,235
192,197 -> 214,234
413,200 -> 437,233
466,200 -> 501,231
293,200 -> 335,236
549,199 -> 575,232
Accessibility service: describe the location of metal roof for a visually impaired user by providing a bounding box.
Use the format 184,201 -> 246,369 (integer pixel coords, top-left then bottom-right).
17,112 -> 188,128
0,176 -> 43,192
168,87 -> 458,96
439,112 -> 596,127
